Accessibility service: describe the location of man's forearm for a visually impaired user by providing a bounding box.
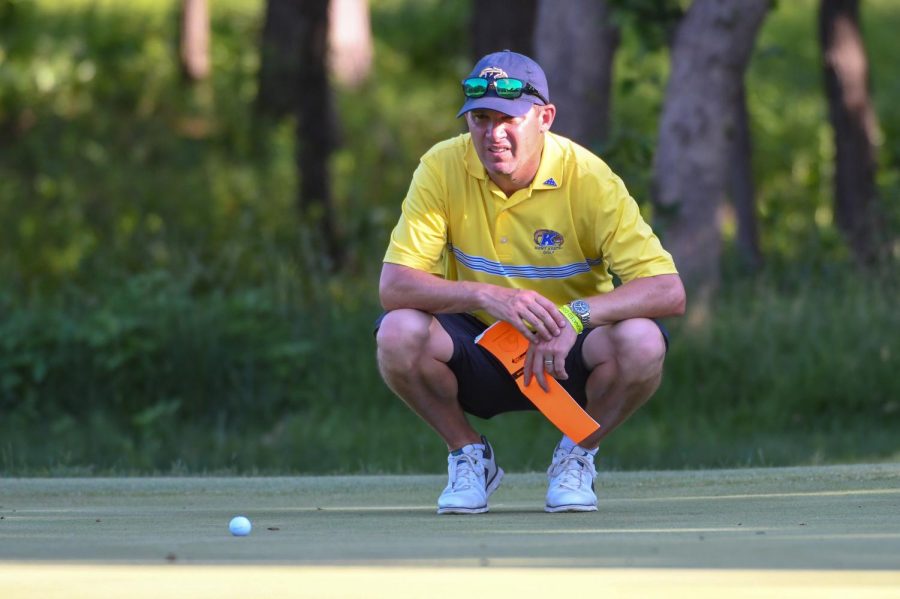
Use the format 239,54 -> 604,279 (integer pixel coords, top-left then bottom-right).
583,274 -> 686,327
379,263 -> 486,314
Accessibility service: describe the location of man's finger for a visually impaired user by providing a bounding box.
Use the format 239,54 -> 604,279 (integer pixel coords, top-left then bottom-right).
549,352 -> 568,380
514,318 -> 540,343
537,297 -> 569,329
522,313 -> 554,342
526,306 -> 559,340
531,354 -> 550,392
523,345 -> 535,386
535,368 -> 550,392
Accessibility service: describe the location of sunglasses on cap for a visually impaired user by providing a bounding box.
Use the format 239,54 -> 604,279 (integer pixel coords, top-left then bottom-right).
462,77 -> 549,105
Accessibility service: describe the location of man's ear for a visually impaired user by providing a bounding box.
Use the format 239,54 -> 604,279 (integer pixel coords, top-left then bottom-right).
540,104 -> 556,132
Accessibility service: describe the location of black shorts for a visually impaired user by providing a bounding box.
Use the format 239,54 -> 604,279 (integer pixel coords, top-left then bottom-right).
375,313 -> 668,420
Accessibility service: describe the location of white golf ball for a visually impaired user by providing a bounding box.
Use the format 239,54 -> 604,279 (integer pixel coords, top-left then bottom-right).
229,516 -> 252,536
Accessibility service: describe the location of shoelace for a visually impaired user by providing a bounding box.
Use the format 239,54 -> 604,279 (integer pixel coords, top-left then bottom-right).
448,453 -> 483,491
548,453 -> 596,491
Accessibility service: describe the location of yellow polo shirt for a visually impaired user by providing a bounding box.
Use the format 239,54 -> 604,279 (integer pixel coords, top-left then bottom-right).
384,132 -> 677,324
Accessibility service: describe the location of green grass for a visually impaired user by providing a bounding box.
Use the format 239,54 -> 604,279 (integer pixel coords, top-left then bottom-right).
1,266 -> 896,475
0,0 -> 897,474
2,465 -> 899,571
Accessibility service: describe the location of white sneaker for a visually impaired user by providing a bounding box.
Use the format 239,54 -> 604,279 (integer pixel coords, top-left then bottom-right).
437,436 -> 504,515
545,441 -> 598,513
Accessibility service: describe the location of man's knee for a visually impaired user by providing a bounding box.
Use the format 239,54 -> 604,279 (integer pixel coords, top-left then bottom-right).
610,318 -> 667,381
376,309 -> 432,368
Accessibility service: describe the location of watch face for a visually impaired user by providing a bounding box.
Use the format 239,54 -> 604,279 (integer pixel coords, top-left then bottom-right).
570,300 -> 590,326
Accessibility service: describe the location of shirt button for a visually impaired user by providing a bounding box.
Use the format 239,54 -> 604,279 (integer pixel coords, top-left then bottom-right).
500,237 -> 508,243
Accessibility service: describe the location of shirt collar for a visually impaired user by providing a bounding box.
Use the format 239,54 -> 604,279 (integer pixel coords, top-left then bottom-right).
464,135 -> 487,180
531,132 -> 565,190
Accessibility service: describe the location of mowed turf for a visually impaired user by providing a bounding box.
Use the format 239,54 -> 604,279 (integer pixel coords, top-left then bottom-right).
1,464 -> 899,597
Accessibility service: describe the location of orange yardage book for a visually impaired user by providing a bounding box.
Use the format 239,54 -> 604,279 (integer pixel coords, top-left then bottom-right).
475,320 -> 601,445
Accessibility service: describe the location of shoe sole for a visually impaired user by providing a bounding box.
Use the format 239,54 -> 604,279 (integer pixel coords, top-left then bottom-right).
437,467 -> 505,515
544,503 -> 598,513
437,505 -> 489,515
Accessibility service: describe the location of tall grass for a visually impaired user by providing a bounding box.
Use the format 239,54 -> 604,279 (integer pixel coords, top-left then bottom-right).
0,0 -> 897,473
1,266 -> 897,474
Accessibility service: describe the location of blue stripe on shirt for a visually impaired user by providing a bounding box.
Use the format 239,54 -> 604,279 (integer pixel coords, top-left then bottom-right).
450,245 -> 603,279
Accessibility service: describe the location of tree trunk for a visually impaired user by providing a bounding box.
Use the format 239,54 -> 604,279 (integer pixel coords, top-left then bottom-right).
730,80 -> 762,271
258,0 -> 342,267
471,0 -> 538,60
328,0 -> 373,88
258,0 -> 304,118
179,0 -> 210,81
819,0 -> 881,264
533,0 -> 619,148
652,0 -> 769,298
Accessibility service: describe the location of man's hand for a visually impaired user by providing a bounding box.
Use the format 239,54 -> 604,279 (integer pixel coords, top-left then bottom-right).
481,288 -> 569,342
523,321 -> 578,392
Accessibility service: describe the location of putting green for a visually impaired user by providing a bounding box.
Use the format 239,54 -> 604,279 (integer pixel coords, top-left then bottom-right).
1,464 -> 898,597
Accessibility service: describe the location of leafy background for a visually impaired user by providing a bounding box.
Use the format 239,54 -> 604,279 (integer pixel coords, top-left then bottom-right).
0,0 -> 897,474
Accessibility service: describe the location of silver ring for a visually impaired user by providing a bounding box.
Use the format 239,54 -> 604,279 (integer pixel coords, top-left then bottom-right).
544,359 -> 554,365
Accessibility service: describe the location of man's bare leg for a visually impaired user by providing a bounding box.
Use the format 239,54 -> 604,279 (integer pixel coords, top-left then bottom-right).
577,317 -> 668,450
544,317 -> 666,512
375,309 -> 481,450
377,309 -> 503,514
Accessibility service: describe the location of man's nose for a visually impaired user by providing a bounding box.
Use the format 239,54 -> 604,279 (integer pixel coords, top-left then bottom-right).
486,120 -> 506,139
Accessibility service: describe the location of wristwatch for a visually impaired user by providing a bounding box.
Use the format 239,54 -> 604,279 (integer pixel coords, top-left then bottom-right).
568,300 -> 591,329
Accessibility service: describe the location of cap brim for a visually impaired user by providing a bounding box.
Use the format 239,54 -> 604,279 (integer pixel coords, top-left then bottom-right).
456,96 -> 538,118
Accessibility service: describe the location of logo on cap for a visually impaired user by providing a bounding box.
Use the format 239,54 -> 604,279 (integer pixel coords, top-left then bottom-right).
479,66 -> 508,80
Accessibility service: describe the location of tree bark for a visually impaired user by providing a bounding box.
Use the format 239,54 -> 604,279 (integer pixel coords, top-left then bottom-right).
730,80 -> 762,271
179,0 -> 210,81
819,0 -> 881,264
258,0 -> 342,267
652,0 -> 770,297
258,0 -> 304,117
533,0 -> 619,148
328,0 -> 373,88
471,0 -> 538,60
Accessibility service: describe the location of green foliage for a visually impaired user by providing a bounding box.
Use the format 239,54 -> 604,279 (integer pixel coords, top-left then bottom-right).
0,266 -> 381,473
608,0 -> 686,52
0,0 -> 897,474
747,0 -> 900,267
2,268 -> 897,474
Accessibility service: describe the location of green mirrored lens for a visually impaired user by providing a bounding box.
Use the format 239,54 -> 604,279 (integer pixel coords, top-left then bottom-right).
463,78 -> 488,98
494,78 -> 525,98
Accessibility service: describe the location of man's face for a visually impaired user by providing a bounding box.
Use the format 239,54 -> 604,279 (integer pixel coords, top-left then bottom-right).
465,105 -> 554,188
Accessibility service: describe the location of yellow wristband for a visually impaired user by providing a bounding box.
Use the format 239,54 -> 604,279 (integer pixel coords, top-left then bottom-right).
558,305 -> 584,334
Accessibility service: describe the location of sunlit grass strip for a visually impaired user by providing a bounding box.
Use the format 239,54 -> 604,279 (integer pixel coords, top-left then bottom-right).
31,0 -> 263,15
2,564 -> 899,599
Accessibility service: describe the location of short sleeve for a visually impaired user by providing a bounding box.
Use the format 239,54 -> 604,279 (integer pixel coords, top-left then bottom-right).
383,159 -> 449,272
595,173 -> 678,283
